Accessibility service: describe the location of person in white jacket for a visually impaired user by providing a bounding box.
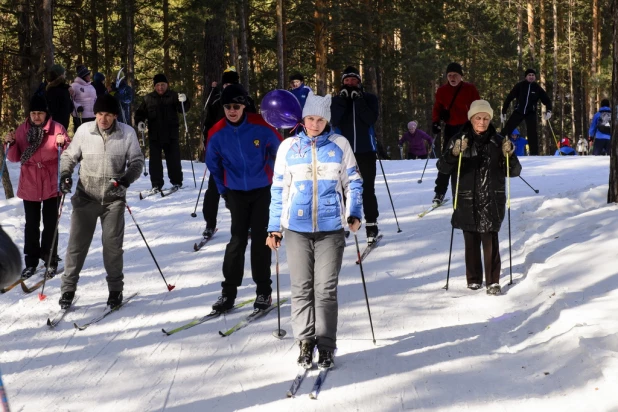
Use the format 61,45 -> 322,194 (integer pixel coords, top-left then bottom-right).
71,65 -> 97,133
266,92 -> 363,370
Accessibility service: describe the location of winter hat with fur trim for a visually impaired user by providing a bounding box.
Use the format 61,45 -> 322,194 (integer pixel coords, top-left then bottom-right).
302,92 -> 331,122
467,99 -> 493,120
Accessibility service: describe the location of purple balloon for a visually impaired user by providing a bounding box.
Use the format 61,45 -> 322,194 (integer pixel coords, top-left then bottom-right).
261,89 -> 302,129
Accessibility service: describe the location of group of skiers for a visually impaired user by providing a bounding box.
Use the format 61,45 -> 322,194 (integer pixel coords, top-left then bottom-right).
0,60 -> 611,372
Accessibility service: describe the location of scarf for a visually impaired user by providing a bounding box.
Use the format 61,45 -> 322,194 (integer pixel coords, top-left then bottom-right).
20,118 -> 46,165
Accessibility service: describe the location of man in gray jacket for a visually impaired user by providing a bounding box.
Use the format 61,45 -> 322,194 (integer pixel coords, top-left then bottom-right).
58,94 -> 144,309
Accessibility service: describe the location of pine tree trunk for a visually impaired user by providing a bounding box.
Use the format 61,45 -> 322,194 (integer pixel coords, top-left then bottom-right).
42,0 -> 54,69
314,0 -> 327,95
527,0 -> 536,63
552,0 -> 558,148
90,0 -> 98,72
163,0 -> 170,75
568,0 -> 577,139
125,0 -> 135,122
517,1 -> 523,72
0,50 -> 14,199
238,0 -> 250,93
276,0 -> 285,89
609,0 -> 618,203
590,0 -> 599,120
103,0 -> 110,75
539,0 -> 547,154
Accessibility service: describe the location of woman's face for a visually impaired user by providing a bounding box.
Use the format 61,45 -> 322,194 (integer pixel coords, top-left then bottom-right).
471,113 -> 491,134
304,115 -> 327,137
29,111 -> 46,126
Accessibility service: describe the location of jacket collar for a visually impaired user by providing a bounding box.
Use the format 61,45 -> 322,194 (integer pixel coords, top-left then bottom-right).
73,77 -> 91,86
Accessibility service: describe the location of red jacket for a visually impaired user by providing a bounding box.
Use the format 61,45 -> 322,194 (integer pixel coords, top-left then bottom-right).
7,117 -> 70,202
432,81 -> 480,126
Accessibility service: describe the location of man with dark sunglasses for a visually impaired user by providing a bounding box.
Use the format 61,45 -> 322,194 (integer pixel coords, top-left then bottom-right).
206,84 -> 283,313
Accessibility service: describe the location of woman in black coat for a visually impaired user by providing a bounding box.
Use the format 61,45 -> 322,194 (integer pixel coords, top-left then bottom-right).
438,100 -> 521,295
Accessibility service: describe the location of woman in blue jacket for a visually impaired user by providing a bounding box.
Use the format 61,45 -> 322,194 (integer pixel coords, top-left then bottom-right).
266,92 -> 363,370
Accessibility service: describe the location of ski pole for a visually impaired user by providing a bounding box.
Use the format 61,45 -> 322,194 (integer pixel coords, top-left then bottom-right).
353,232 -> 376,344
0,367 -> 11,412
140,130 -> 148,176
418,155 -> 430,184
180,100 -> 196,188
444,145 -> 464,291
506,153 -> 513,286
39,184 -> 68,301
547,120 -> 563,156
125,202 -> 175,291
376,154 -> 402,233
191,166 -> 208,217
0,142 -> 10,178
272,247 -> 286,339
519,175 -> 539,193
202,86 -> 215,112
399,146 -> 404,160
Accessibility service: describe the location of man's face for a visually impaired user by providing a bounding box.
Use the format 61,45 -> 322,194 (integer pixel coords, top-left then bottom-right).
96,112 -> 118,130
30,111 -> 46,126
526,73 -> 536,83
447,72 -> 462,87
343,77 -> 360,88
511,133 -> 519,140
224,103 -> 245,123
291,80 -> 302,89
155,82 -> 168,95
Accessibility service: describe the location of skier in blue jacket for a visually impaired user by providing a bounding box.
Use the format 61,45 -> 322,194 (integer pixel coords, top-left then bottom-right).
588,99 -> 612,156
206,84 -> 283,312
267,91 -> 363,370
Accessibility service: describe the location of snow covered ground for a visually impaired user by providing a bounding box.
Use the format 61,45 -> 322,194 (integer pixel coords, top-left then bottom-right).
1,155 -> 617,411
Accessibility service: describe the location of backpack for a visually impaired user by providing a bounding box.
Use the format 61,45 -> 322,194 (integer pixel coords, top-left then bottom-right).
598,110 -> 611,135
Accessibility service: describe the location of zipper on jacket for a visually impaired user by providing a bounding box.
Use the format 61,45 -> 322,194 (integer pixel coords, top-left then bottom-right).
101,130 -> 107,205
523,83 -> 531,114
235,128 -> 248,191
311,139 -> 318,232
353,101 -> 357,152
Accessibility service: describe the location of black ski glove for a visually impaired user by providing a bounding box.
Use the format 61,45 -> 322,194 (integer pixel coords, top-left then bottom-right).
350,88 -> 363,100
432,122 -> 441,135
60,175 -> 72,194
339,88 -> 350,99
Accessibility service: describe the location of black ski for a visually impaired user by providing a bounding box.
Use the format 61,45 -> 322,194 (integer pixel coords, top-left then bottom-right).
139,188 -> 161,200
73,292 -> 138,331
193,228 -> 219,251
162,298 -> 254,335
160,186 -> 180,197
356,234 -> 383,264
309,368 -> 332,399
47,296 -> 80,328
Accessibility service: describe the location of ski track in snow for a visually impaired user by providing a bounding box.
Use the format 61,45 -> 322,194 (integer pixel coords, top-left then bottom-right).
2,157 -> 618,410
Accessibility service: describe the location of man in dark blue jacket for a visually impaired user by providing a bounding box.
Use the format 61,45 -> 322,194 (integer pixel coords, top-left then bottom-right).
330,66 -> 380,244
206,84 -> 283,312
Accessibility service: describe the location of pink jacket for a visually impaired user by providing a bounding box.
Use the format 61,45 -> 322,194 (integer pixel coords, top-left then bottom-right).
7,117 -> 70,202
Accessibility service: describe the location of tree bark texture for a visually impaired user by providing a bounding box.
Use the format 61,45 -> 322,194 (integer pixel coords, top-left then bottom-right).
608,0 -> 618,203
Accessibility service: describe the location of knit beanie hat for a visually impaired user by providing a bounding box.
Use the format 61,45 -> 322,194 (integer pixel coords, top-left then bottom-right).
601,99 -> 610,107
93,94 -> 120,115
76,65 -> 91,79
221,70 -> 240,85
446,62 -> 463,76
525,68 -> 536,76
29,95 -> 48,113
93,72 -> 105,83
289,72 -> 304,82
407,121 -> 417,129
48,64 -> 65,80
302,92 -> 331,122
341,66 -> 361,84
153,73 -> 168,85
221,84 -> 248,105
467,99 -> 493,120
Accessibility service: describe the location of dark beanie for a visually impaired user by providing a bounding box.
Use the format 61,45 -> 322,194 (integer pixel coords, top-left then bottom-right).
289,72 -> 304,82
47,64 -> 65,82
601,99 -> 610,107
446,62 -> 463,76
153,73 -> 168,85
525,68 -> 536,76
93,94 -> 120,115
221,70 -> 239,85
221,84 -> 248,105
29,95 -> 48,113
341,66 -> 361,83
76,65 -> 91,79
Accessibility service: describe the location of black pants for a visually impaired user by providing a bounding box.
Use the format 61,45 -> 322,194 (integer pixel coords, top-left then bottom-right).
463,231 -> 501,286
202,174 -> 220,229
149,139 -> 183,188
434,124 -> 464,196
355,151 -> 379,223
502,111 -> 538,155
221,186 -> 272,298
23,197 -> 60,268
592,139 -> 610,155
72,116 -> 95,134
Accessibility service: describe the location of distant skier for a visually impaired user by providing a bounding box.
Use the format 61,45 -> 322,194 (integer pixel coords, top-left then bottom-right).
438,100 -> 521,295
266,92 -> 363,369
588,99 -> 612,156
555,137 -> 576,156
398,121 -> 433,159
58,94 -> 144,310
70,65 -> 97,133
206,84 -> 283,312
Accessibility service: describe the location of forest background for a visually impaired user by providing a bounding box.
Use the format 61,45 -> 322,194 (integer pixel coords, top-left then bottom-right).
0,0 -> 616,197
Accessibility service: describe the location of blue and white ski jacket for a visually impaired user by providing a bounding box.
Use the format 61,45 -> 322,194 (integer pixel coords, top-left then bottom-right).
268,128 -> 363,233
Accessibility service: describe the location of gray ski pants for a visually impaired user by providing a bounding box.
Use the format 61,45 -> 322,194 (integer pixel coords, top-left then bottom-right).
61,195 -> 125,293
284,228 -> 346,351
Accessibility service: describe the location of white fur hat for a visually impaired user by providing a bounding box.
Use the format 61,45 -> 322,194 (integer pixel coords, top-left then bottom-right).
302,92 -> 331,122
468,99 -> 494,120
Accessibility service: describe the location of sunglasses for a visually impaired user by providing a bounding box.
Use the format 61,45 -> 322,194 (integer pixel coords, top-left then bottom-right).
223,104 -> 243,111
